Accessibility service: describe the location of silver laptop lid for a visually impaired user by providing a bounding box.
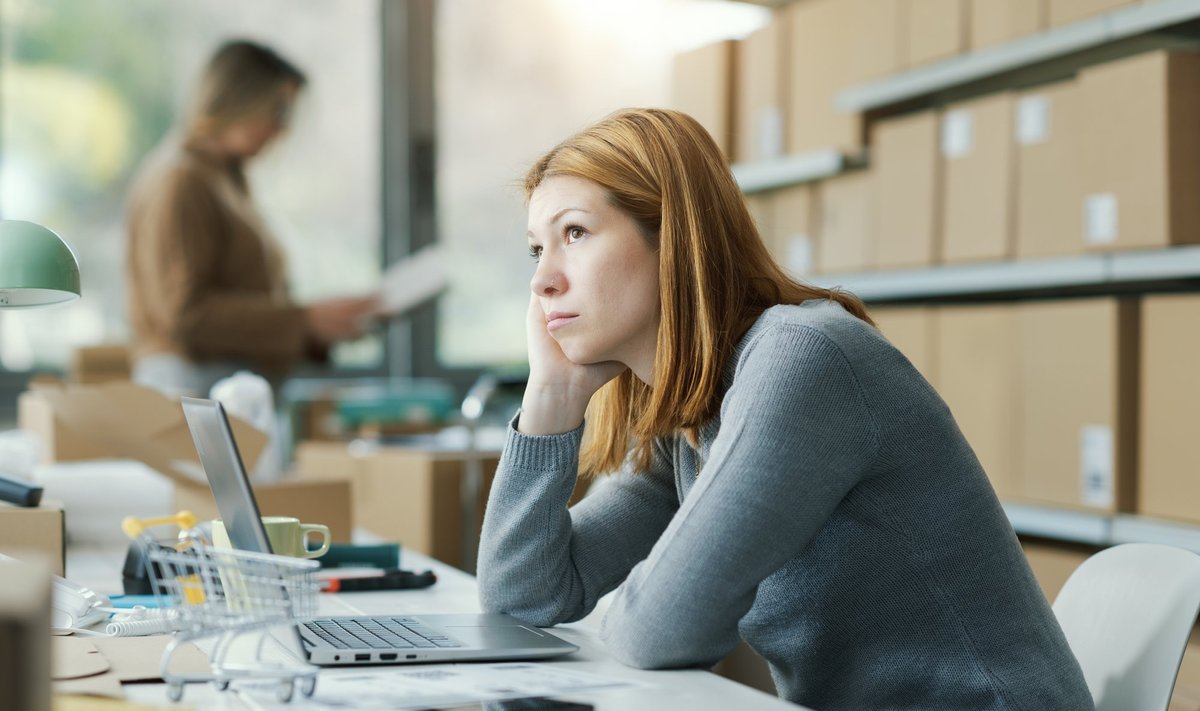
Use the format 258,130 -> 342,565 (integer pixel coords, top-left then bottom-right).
180,396 -> 273,554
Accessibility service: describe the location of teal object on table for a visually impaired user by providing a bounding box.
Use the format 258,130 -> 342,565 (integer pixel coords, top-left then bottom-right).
0,220 -> 81,308
319,543 -> 401,569
336,381 -> 456,427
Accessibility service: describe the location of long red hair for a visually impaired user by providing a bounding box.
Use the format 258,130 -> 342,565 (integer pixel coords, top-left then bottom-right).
524,108 -> 872,475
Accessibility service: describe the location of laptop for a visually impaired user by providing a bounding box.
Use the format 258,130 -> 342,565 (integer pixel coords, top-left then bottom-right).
180,396 -> 579,666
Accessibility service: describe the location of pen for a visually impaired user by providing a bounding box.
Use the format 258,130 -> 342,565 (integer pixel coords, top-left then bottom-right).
320,569 -> 437,593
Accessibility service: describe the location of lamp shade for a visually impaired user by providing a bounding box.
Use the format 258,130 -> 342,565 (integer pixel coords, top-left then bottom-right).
0,220 -> 81,308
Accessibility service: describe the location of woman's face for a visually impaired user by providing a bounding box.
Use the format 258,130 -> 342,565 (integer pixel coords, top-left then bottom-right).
527,175 -> 661,382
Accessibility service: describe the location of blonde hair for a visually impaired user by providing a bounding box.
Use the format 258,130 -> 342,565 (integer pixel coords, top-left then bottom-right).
524,108 -> 873,477
185,40 -> 306,139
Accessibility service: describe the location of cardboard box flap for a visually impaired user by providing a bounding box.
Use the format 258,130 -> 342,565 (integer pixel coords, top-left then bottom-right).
24,382 -> 266,487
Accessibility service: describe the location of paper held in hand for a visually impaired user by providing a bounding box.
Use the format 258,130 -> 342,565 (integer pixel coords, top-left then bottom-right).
376,245 -> 449,318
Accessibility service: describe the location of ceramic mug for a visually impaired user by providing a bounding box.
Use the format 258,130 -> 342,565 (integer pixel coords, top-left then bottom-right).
211,516 -> 331,559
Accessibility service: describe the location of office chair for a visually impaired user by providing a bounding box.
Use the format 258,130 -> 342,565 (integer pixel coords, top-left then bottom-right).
1051,543 -> 1200,711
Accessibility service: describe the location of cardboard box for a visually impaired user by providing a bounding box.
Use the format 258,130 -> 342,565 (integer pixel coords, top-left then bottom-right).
851,0 -> 906,81
874,109 -> 942,269
1016,298 -> 1139,513
906,0 -> 970,68
1138,294 -> 1200,525
671,40 -> 736,157
768,184 -> 817,277
941,93 -> 1016,264
176,477 -> 353,543
971,0 -> 1044,50
297,440 -> 591,571
1015,80 -> 1085,259
1019,538 -> 1092,603
870,307 -> 938,385
296,440 -> 500,570
1049,0 -> 1138,27
936,305 -> 1020,500
1078,50 -> 1200,251
18,382 -> 266,473
0,500 -> 65,577
69,345 -> 130,385
734,16 -> 788,163
816,171 -> 875,274
745,194 -> 773,247
785,0 -> 863,155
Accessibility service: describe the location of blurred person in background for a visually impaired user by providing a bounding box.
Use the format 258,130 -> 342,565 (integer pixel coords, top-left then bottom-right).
125,39 -> 377,397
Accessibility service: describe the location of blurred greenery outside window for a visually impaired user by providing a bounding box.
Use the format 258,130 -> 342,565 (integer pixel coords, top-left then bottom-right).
0,0 -> 383,374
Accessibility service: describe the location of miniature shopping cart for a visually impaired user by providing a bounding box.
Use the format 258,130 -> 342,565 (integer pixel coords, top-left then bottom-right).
121,511 -> 321,703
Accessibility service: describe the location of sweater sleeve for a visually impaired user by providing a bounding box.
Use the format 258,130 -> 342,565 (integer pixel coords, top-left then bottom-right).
598,324 -> 881,669
476,416 -> 680,627
129,166 -> 309,365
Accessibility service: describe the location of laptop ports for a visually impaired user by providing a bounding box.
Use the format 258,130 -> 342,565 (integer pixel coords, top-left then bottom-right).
380,653 -> 397,661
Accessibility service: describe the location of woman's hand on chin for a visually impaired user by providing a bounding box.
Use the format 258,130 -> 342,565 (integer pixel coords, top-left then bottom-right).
520,294 -> 625,435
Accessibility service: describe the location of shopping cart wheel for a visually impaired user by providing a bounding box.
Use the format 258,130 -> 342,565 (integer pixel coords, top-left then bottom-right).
300,676 -> 317,696
168,681 -> 184,702
276,679 -> 294,703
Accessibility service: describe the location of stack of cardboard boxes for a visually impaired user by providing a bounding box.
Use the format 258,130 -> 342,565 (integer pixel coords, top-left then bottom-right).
0,382 -> 354,577
872,292 -> 1200,529
671,2 -> 1186,280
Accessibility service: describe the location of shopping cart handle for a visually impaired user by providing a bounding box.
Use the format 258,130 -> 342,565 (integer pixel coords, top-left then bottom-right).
122,511 -> 199,539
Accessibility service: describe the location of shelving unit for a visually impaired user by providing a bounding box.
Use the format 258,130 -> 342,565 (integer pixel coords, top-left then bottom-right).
722,0 -> 1200,560
813,245 -> 1200,302
1004,502 -> 1200,556
731,149 -> 844,194
836,0 -> 1200,113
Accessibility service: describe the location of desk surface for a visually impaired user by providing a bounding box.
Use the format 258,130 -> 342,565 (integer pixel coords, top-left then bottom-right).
68,544 -> 803,711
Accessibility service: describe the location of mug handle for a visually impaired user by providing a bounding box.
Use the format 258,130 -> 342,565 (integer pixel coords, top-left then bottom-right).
300,524 -> 331,559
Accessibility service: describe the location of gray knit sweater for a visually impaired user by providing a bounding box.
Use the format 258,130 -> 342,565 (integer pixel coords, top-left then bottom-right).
478,301 -> 1093,711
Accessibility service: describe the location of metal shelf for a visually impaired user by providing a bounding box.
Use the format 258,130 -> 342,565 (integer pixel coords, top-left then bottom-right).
1004,503 -> 1112,546
731,149 -> 844,194
1004,502 -> 1200,555
836,0 -> 1200,113
814,245 -> 1200,301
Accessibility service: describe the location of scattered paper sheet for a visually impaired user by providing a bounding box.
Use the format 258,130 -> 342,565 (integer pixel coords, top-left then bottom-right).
375,245 -> 448,318
236,662 -> 644,710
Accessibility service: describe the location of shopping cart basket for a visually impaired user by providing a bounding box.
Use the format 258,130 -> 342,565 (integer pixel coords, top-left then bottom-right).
122,511 -> 320,703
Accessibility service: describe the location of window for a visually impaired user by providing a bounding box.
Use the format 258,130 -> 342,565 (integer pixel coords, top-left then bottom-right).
434,0 -> 768,367
0,0 -> 382,372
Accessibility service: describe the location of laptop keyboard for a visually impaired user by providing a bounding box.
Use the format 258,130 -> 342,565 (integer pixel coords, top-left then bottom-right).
304,616 -> 465,650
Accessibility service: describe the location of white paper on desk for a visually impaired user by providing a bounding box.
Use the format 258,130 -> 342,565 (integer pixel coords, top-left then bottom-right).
236,662 -> 644,710
375,245 -> 448,317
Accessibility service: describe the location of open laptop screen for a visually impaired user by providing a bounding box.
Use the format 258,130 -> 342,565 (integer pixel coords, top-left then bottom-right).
180,396 -> 273,554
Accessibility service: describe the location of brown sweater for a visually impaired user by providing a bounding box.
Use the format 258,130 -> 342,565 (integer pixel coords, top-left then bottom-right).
125,138 -> 313,375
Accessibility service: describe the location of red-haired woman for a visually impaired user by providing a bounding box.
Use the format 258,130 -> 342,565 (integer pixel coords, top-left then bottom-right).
477,108 -> 1093,711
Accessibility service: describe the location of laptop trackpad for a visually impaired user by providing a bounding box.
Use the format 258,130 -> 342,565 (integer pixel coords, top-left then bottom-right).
442,625 -> 548,648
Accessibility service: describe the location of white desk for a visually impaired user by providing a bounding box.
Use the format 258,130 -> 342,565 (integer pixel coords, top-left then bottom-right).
67,544 -> 803,710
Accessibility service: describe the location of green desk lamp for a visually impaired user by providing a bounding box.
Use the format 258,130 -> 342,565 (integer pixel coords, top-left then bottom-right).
0,219 -> 78,711
0,219 -> 81,308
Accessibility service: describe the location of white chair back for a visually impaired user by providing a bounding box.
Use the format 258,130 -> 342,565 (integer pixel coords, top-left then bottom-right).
1052,543 -> 1200,711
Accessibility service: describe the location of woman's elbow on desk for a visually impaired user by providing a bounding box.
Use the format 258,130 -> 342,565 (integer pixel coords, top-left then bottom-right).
478,582 -> 575,629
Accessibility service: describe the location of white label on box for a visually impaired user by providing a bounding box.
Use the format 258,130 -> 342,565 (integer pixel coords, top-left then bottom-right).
941,110 -> 974,159
1016,95 -> 1051,145
1080,425 -> 1115,508
786,235 -> 813,275
758,106 -> 784,160
1084,193 -> 1119,244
